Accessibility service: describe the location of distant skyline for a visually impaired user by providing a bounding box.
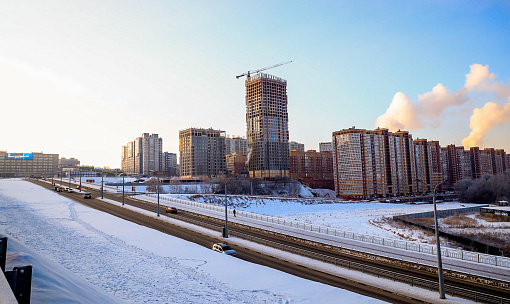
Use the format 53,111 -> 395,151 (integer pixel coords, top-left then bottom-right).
1,1 -> 509,168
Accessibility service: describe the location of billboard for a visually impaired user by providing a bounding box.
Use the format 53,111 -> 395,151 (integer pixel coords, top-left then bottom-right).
6,153 -> 34,160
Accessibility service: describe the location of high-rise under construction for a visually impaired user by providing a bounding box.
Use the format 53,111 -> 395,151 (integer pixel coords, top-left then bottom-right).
245,73 -> 290,178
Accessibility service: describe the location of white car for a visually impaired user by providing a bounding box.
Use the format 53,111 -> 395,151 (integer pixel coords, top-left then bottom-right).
212,243 -> 237,257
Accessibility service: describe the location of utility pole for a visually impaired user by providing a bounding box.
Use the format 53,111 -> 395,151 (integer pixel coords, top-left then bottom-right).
101,174 -> 104,199
433,182 -> 446,299
122,174 -> 125,206
157,176 -> 160,217
223,184 -> 228,238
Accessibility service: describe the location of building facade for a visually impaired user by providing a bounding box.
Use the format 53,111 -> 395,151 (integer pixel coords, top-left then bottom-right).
121,133 -> 162,175
225,136 -> 248,156
59,157 -> 80,168
290,149 -> 334,188
226,153 -> 248,176
164,152 -> 178,176
289,141 -> 305,152
319,142 -> 333,153
179,128 -> 226,178
0,151 -> 59,177
245,73 -> 290,178
332,127 -> 417,199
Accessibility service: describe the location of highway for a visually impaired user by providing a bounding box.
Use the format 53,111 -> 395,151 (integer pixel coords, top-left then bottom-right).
32,179 -> 510,304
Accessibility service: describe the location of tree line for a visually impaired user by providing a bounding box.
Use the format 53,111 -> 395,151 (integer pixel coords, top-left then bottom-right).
455,170 -> 510,204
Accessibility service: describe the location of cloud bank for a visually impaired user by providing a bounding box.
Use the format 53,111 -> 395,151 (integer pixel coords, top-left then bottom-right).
375,64 -> 510,148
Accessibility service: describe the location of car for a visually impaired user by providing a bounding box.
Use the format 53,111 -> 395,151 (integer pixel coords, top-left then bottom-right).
67,188 -> 74,193
212,243 -> 237,257
83,193 -> 92,199
165,207 -> 178,214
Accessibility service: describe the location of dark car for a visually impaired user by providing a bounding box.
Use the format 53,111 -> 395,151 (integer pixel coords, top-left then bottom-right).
83,193 -> 92,199
165,207 -> 178,214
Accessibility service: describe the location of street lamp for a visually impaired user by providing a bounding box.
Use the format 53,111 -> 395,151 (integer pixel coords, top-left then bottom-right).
101,173 -> 104,199
416,178 -> 447,299
432,181 -> 446,299
223,184 -> 228,238
157,176 -> 160,217
122,174 -> 125,206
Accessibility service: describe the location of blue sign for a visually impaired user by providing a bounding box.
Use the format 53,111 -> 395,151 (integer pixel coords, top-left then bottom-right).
6,153 -> 34,160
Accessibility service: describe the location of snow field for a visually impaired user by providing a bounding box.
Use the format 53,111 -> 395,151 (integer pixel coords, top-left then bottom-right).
0,179 -> 387,303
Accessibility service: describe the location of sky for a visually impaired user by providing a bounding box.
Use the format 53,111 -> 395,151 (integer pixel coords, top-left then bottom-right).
1,0 -> 509,168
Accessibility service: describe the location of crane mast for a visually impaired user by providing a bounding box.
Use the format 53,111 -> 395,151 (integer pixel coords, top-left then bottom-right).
236,61 -> 292,79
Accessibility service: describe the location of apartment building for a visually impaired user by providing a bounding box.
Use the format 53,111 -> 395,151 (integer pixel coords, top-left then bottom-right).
179,128 -> 226,178
245,72 -> 290,178
319,142 -> 333,153
121,133 -> 163,175
332,127 -> 416,199
0,151 -> 59,177
226,153 -> 248,176
59,157 -> 80,168
164,152 -> 178,176
225,136 -> 248,156
290,149 -> 334,188
289,141 -> 305,152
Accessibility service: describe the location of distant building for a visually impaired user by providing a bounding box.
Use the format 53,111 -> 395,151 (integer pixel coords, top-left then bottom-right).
164,152 -> 178,176
225,136 -> 247,156
332,127 -> 416,199
59,157 -> 80,168
0,151 -> 59,177
319,142 -> 333,153
290,150 -> 334,189
413,139 -> 442,193
121,133 -> 163,175
179,128 -> 226,178
289,141 -> 304,152
226,153 -> 248,176
245,73 -> 290,178
442,144 -> 472,187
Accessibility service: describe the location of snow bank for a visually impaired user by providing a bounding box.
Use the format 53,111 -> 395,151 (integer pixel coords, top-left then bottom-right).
0,179 -> 385,304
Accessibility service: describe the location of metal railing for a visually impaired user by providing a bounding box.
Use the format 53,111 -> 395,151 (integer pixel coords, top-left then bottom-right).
228,229 -> 510,304
144,194 -> 510,268
161,211 -> 510,304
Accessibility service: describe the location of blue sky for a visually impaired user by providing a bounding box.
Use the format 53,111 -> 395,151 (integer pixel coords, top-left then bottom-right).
1,1 -> 509,168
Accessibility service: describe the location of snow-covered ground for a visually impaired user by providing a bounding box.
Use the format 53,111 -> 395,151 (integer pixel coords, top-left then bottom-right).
166,194 -> 478,245
0,179 -> 386,303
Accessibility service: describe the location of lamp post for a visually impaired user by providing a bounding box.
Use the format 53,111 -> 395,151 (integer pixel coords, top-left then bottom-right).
433,181 -> 446,299
79,169 -> 82,191
122,174 -> 125,206
60,168 -> 63,186
415,178 -> 446,299
101,174 -> 104,199
223,184 -> 228,238
157,176 -> 160,217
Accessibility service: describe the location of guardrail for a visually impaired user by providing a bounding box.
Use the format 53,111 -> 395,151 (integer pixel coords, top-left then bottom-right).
145,194 -> 510,269
156,208 -> 509,303
229,230 -> 510,304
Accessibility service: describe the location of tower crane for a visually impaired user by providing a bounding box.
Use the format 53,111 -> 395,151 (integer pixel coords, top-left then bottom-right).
236,61 -> 292,79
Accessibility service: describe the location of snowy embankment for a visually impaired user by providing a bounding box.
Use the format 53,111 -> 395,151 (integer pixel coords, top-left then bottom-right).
0,179 -> 386,304
166,194 -> 477,243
